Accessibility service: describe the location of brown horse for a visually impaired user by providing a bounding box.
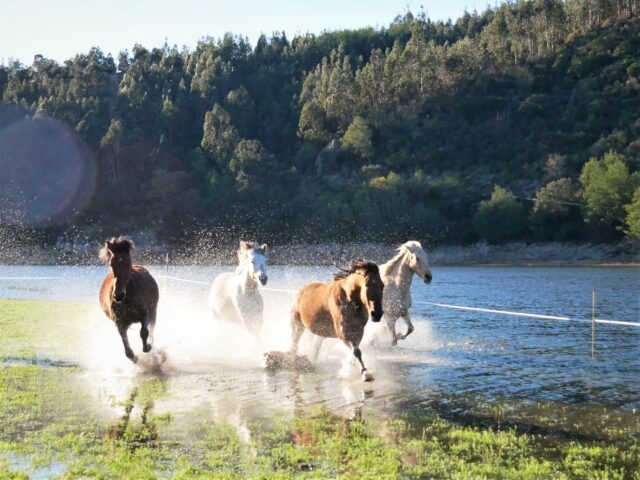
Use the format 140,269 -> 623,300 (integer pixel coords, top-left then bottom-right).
289,260 -> 384,382
99,237 -> 159,363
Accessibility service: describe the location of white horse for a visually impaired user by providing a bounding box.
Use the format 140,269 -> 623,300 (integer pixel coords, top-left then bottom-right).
379,241 -> 432,346
208,241 -> 268,345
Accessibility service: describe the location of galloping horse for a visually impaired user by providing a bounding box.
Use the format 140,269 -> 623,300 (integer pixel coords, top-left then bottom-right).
99,237 -> 159,362
380,241 -> 432,346
208,241 -> 268,345
289,260 -> 384,382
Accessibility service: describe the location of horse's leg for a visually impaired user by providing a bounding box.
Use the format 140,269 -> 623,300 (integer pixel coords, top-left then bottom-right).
348,342 -> 373,382
140,311 -> 151,353
310,334 -> 324,362
117,322 -> 137,363
397,313 -> 414,341
141,303 -> 157,353
247,312 -> 264,353
385,315 -> 399,346
289,308 -> 304,357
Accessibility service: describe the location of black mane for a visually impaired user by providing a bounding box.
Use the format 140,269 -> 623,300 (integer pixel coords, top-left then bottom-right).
333,259 -> 379,280
99,236 -> 134,263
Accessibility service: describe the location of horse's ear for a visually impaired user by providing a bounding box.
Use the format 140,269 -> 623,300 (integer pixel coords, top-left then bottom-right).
239,240 -> 249,250
99,243 -> 112,264
261,244 -> 268,255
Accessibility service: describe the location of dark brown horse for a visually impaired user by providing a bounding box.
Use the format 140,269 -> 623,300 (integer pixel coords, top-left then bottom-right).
289,260 -> 384,381
99,237 -> 159,363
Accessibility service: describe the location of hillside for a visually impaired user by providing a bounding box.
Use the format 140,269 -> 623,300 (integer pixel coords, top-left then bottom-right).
1,0 -> 639,247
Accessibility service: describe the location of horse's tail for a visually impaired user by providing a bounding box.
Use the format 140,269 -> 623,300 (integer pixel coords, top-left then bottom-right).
208,281 -> 222,321
289,305 -> 304,355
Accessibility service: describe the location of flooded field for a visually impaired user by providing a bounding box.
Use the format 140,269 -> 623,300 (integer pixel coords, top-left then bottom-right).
0,265 -> 639,478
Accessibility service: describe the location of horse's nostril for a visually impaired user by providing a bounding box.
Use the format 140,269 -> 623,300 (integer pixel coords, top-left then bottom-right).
260,276 -> 268,285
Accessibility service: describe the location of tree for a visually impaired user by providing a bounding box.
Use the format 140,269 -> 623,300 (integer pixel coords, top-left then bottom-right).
201,104 -> 239,169
533,177 -> 580,216
341,116 -> 373,160
229,139 -> 276,188
530,178 -> 582,240
623,187 -> 640,238
99,119 -> 124,182
473,185 -> 527,243
579,151 -> 639,236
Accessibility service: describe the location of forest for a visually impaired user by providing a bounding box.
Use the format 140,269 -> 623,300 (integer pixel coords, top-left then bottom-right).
1,0 -> 639,247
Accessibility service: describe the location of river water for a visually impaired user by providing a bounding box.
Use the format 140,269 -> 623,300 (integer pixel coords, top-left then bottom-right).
1,264 -> 638,432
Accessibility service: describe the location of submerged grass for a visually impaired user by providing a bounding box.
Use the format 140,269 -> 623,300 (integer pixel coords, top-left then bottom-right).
0,299 -> 639,479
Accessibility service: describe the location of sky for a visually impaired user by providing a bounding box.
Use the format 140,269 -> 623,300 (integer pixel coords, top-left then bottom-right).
0,0 -> 487,65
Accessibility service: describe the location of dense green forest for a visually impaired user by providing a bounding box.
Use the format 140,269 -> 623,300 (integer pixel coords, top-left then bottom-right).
1,0 -> 640,246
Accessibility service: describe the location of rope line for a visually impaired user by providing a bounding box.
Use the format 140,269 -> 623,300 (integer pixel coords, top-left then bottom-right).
415,301 -> 640,328
161,275 -> 209,285
0,276 -> 65,280
160,275 -> 298,294
414,301 -> 572,321
158,276 -> 640,327
591,318 -> 640,327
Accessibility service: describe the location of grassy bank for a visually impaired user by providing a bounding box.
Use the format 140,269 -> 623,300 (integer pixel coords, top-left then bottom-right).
0,299 -> 639,479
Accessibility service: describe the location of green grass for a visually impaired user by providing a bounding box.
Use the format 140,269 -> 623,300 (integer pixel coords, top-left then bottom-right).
0,299 -> 638,479
0,299 -> 94,360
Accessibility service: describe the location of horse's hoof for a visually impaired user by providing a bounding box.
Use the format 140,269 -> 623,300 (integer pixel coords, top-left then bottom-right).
362,371 -> 374,382
130,355 -> 139,364
399,329 -> 413,340
143,344 -> 152,353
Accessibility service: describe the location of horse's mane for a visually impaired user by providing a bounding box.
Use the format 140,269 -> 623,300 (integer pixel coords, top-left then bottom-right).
237,241 -> 266,260
333,259 -> 379,280
381,241 -> 424,277
99,236 -> 135,263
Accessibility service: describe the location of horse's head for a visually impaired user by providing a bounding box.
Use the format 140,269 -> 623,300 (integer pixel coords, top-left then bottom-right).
99,237 -> 134,303
403,241 -> 432,284
238,241 -> 268,285
339,260 -> 384,322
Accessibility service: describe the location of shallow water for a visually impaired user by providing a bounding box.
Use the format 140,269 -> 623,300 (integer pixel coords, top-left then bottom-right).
1,264 -> 639,433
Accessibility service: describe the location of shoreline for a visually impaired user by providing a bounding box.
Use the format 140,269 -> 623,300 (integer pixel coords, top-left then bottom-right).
0,241 -> 638,267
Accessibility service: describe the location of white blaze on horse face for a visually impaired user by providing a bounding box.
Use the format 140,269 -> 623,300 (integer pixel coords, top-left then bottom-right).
246,251 -> 268,285
409,250 -> 432,283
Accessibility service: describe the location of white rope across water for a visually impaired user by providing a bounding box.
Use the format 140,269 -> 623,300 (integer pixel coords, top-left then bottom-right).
160,275 -> 297,294
590,318 -> 640,328
160,274 -> 639,328
161,275 -> 209,285
0,276 -> 65,280
415,301 -> 640,328
414,301 -> 573,322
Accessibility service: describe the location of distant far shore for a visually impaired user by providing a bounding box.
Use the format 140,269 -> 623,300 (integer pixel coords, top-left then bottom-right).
0,241 -> 638,267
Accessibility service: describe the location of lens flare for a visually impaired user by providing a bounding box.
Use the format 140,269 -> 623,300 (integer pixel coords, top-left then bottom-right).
0,109 -> 96,227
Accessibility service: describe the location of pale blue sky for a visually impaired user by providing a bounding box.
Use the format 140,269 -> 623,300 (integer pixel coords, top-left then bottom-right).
1,0 -> 488,65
